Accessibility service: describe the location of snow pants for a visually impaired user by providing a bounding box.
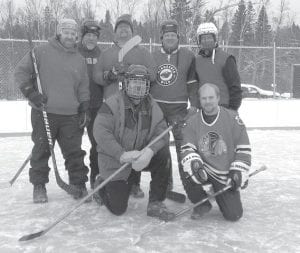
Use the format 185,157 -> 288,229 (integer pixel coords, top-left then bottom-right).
180,170 -> 243,221
98,146 -> 169,215
86,107 -> 100,187
29,108 -> 89,186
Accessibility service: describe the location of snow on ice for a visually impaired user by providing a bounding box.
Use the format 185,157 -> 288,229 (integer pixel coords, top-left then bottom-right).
0,130 -> 300,252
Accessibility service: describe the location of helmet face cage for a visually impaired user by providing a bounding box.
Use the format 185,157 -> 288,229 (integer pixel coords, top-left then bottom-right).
124,74 -> 150,99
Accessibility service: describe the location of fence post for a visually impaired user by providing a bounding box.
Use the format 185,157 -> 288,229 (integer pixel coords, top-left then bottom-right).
149,38 -> 152,53
273,42 -> 277,98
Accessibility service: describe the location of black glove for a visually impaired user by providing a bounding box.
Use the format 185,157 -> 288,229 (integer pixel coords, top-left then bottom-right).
78,111 -> 91,129
191,160 -> 208,184
78,101 -> 91,129
28,91 -> 47,108
103,69 -> 118,83
228,170 -> 242,191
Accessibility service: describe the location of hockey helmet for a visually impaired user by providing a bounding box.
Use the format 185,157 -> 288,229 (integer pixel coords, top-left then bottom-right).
196,22 -> 218,43
124,65 -> 150,100
81,19 -> 101,38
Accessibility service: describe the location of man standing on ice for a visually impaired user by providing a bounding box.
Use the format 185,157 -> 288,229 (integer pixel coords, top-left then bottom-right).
150,19 -> 199,192
180,83 -> 251,220
93,64 -> 175,221
77,19 -> 103,189
195,22 -> 242,111
14,18 -> 90,203
93,14 -> 156,198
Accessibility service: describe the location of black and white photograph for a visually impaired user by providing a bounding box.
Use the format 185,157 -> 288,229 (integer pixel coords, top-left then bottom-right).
0,0 -> 299,252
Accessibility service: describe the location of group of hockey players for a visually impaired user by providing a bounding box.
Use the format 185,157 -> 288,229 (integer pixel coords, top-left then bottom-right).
14,13 -> 251,222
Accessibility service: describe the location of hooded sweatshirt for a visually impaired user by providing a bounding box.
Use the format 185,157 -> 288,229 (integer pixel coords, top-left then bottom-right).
14,37 -> 90,115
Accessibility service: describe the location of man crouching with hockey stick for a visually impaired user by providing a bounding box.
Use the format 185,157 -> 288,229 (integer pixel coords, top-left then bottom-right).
180,83 -> 251,221
93,65 -> 175,221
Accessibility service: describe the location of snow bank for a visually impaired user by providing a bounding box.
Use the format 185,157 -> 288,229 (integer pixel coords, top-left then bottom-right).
0,99 -> 300,134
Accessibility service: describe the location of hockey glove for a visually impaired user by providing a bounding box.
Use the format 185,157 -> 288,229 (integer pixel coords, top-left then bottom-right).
78,101 -> 91,129
227,161 -> 250,190
181,152 -> 208,184
120,150 -> 142,164
132,148 -> 154,171
28,91 -> 47,109
103,69 -> 118,83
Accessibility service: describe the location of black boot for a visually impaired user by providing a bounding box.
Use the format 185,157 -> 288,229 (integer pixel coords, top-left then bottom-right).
33,184 -> 48,204
147,201 -> 175,221
71,183 -> 91,202
130,184 -> 145,198
191,202 -> 212,220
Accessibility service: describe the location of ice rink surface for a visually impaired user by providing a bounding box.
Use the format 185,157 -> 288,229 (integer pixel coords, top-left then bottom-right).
0,130 -> 299,253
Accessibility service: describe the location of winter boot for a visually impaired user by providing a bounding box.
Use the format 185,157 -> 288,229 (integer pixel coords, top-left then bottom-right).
93,175 -> 103,206
191,202 -> 212,220
33,184 -> 48,204
130,184 -> 145,198
147,201 -> 176,221
71,183 -> 92,202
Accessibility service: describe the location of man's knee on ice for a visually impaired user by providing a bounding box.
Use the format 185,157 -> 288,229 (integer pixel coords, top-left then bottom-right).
222,208 -> 243,222
108,201 -> 128,216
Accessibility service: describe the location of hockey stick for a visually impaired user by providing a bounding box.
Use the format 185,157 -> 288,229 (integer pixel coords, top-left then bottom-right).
27,32 -> 80,197
166,190 -> 186,203
19,124 -> 174,242
0,153 -> 31,189
133,165 -> 267,245
118,35 -> 142,63
117,35 -> 142,89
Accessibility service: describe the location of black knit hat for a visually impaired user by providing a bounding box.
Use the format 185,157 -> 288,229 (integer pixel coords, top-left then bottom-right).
114,14 -> 133,33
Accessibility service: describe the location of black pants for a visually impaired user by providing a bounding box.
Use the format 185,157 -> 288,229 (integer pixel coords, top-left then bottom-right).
99,146 -> 169,215
179,168 -> 243,221
29,108 -> 89,185
87,107 -> 100,186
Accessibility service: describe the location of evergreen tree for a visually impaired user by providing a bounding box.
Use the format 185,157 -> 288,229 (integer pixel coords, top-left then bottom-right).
170,0 -> 192,43
99,10 -> 114,42
220,20 -> 230,45
230,0 -> 246,45
255,5 -> 272,46
243,1 -> 256,45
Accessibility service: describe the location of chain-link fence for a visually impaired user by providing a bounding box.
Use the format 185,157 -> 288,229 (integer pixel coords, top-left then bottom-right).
1,38 -> 300,100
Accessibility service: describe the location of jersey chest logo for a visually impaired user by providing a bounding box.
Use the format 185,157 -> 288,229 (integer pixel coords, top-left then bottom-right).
199,131 -> 227,157
86,58 -> 97,65
156,64 -> 178,86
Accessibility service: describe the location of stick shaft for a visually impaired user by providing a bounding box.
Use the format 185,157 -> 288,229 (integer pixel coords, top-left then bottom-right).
9,153 -> 32,186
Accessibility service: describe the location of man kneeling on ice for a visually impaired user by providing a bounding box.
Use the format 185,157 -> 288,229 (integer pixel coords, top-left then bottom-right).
93,64 -> 175,220
180,83 -> 251,221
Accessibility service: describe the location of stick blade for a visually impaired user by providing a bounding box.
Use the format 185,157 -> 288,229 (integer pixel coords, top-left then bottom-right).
19,230 -> 45,241
166,190 -> 186,203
